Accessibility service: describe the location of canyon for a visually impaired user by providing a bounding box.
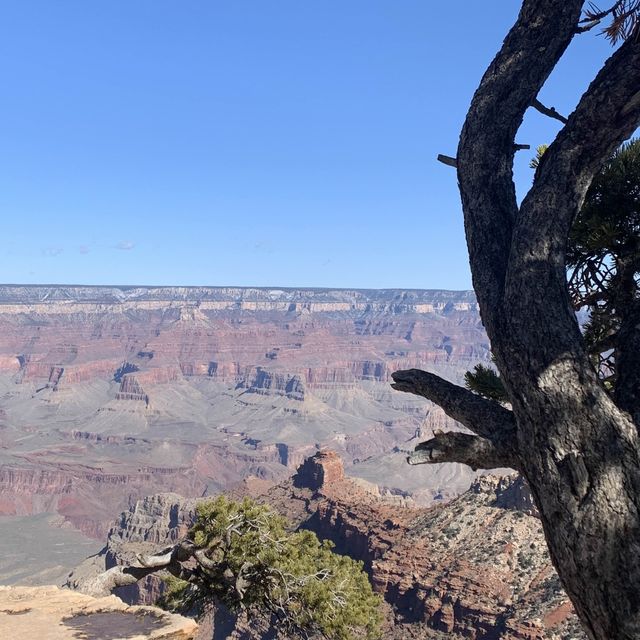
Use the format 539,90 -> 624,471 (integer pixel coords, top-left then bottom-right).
0,283 -> 580,638
68,450 -> 582,639
0,285 -> 491,549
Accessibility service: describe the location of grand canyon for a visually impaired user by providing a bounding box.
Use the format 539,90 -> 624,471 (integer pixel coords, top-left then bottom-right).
1,285 -> 578,638
0,286 -> 488,571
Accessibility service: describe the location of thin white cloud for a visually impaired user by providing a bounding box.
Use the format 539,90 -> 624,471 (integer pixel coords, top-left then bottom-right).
116,240 -> 135,251
41,246 -> 63,257
253,240 -> 275,254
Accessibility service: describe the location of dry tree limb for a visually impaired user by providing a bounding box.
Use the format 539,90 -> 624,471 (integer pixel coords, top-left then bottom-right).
391,369 -> 515,441
72,541 -> 199,598
437,154 -> 457,168
532,98 -> 569,124
392,369 -> 520,471
408,431 -> 517,471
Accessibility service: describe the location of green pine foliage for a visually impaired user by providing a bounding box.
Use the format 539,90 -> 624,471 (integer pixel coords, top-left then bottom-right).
567,139 -> 640,387
159,496 -> 383,640
567,139 -> 640,286
529,144 -> 549,170
582,1 -> 640,44
464,364 -> 508,404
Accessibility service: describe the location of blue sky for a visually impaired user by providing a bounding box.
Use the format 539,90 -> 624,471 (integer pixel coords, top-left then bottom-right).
0,2 -> 617,289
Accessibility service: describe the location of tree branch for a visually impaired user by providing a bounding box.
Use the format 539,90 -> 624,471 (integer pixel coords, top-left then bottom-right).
457,0 -> 584,321
408,431 -> 517,471
516,37 -> 640,271
532,98 -> 569,124
503,37 -> 640,376
72,542 -> 197,598
73,563 -> 168,598
136,546 -> 175,568
575,19 -> 601,33
391,369 -> 516,446
437,154 -> 457,168
194,548 -> 218,571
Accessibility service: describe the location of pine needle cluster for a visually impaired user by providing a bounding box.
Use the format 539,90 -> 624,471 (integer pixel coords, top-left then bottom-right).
582,1 -> 640,43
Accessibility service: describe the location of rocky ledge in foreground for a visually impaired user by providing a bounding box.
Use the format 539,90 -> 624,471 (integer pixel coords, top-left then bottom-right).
0,585 -> 197,640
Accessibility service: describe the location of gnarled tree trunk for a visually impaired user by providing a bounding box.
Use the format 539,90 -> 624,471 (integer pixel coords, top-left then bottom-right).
393,2 -> 640,638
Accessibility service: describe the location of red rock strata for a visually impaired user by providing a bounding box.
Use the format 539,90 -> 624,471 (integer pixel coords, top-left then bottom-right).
264,454 -> 583,639
293,449 -> 345,490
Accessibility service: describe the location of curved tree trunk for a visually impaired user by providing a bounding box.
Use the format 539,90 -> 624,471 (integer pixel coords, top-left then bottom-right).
394,2 -> 640,638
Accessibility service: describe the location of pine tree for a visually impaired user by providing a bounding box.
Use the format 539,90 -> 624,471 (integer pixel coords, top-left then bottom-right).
159,496 -> 383,640
389,3 -> 640,635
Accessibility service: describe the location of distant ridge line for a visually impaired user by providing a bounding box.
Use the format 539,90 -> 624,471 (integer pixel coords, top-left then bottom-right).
0,284 -> 476,306
0,283 -> 474,294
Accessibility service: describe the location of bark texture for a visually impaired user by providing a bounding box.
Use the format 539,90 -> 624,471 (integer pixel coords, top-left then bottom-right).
394,2 -> 640,638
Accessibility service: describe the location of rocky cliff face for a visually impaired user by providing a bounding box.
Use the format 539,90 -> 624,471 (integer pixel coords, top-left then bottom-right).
0,285 -> 477,307
71,451 -> 583,639
235,369 -> 306,401
369,474 -> 581,639
109,493 -> 198,545
0,463 -> 205,539
293,449 -> 345,489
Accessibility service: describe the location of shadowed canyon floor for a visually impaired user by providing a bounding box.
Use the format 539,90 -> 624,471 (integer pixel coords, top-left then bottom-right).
0,513 -> 101,586
0,285 -> 493,550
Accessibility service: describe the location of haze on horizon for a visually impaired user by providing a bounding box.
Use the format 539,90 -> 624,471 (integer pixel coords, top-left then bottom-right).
0,2 -> 613,290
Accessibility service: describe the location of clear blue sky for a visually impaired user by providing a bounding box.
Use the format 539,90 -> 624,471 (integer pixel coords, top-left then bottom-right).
0,2 -> 617,289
